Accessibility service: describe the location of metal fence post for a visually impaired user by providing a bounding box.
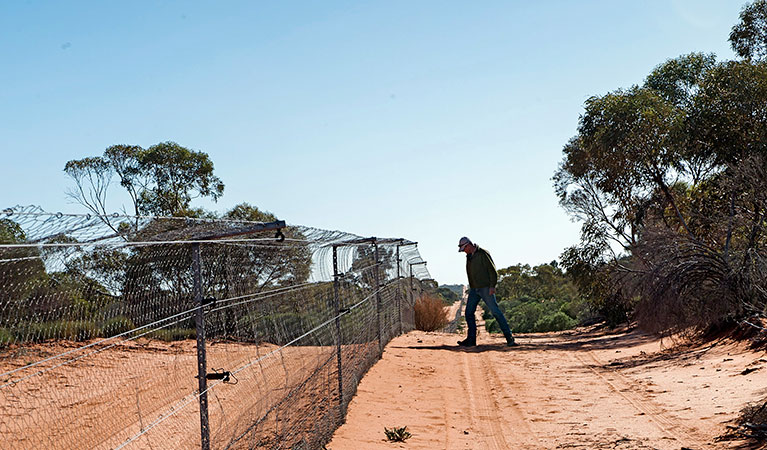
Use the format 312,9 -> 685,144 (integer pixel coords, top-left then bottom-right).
395,245 -> 401,335
332,245 -> 343,417
373,239 -> 382,356
409,262 -> 414,317
193,243 -> 211,450
408,260 -> 427,332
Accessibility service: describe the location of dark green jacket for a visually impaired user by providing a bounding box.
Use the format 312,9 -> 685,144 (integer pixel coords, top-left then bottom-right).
466,246 -> 498,288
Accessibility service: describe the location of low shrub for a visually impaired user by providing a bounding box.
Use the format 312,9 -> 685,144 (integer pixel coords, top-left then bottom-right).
489,310 -> 576,333
0,328 -> 13,347
246,311 -> 306,345
148,327 -> 196,341
507,302 -> 545,333
25,320 -> 99,342
414,294 -> 448,331
61,320 -> 99,341
101,315 -> 136,336
485,317 -> 500,333
534,311 -> 576,332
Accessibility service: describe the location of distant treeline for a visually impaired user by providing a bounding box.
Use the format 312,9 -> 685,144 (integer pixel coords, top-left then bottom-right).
436,285 -> 462,304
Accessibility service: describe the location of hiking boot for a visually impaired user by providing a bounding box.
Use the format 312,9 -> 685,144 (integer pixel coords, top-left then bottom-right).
457,338 -> 476,347
506,336 -> 518,347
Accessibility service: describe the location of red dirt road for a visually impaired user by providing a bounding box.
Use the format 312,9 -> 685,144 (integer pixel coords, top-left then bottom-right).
328,326 -> 766,449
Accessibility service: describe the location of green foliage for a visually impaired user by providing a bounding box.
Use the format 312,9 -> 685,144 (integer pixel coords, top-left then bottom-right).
231,282 -> 337,345
224,203 -> 312,285
497,263 -> 579,303
730,0 -> 767,61
0,220 -> 135,345
260,312 -> 306,345
485,317 -> 499,333
25,320 -> 100,342
690,61 -> 767,164
148,327 -> 196,342
64,141 -> 225,220
118,210 -> 313,330
534,311 -> 576,332
101,316 -> 136,336
5,320 -> 192,344
558,246 -> 631,327
0,328 -> 13,347
486,263 -> 589,333
1,204 -> 316,348
436,286 -> 459,305
224,203 -> 278,222
455,316 -> 465,333
0,218 -> 26,243
384,426 -> 412,442
65,247 -> 128,295
555,14 -> 767,333
645,52 -> 717,108
0,219 -> 45,311
597,294 -> 634,328
137,142 -> 225,216
440,284 -> 463,296
559,300 -> 591,324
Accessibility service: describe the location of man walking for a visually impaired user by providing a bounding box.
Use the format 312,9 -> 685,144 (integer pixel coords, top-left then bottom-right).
457,237 -> 517,347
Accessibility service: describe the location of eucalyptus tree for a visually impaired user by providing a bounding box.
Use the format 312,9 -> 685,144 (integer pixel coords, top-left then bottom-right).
64,141 -> 224,235
555,48 -> 767,331
730,0 -> 767,62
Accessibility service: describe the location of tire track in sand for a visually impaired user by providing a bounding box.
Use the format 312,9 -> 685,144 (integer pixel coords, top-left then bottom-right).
480,349 -> 544,450
460,347 -> 545,450
572,351 -> 707,448
460,351 -> 510,450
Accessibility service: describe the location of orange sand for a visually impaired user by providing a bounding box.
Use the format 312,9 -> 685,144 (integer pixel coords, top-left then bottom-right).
328,326 -> 767,449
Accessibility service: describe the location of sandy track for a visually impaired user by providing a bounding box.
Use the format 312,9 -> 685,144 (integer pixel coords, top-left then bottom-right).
327,326 -> 767,450
3,318 -> 765,449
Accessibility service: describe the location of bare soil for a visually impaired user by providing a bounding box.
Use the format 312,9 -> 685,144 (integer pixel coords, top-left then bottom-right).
328,325 -> 767,450
0,338 -> 343,449
3,315 -> 766,450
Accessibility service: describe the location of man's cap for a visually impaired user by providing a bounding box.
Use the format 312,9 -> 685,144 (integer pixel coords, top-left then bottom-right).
458,236 -> 472,252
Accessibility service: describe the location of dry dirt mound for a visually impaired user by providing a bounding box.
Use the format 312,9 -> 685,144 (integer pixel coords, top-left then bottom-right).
328,326 -> 767,449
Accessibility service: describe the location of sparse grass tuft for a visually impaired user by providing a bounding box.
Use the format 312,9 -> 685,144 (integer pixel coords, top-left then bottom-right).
384,426 -> 412,442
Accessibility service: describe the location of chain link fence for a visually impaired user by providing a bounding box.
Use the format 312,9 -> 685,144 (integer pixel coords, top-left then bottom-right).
0,206 -> 432,449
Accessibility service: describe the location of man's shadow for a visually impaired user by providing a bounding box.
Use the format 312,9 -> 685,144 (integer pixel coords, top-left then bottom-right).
396,343 -> 527,353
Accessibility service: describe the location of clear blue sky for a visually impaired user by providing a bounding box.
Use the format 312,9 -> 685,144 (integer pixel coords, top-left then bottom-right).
0,1 -> 745,284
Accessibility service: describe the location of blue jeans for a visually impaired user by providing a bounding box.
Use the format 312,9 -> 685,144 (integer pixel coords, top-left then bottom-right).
465,287 -> 513,340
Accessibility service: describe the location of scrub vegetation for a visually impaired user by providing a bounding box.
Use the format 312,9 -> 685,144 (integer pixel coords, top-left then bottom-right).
554,0 -> 767,336
484,262 -> 593,334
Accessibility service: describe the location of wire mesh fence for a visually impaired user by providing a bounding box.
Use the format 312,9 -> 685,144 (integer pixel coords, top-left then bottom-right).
0,206 -> 433,449
442,286 -> 466,334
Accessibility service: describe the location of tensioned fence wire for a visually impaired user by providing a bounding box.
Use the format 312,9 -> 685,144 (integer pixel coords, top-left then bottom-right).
0,206 -> 432,449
